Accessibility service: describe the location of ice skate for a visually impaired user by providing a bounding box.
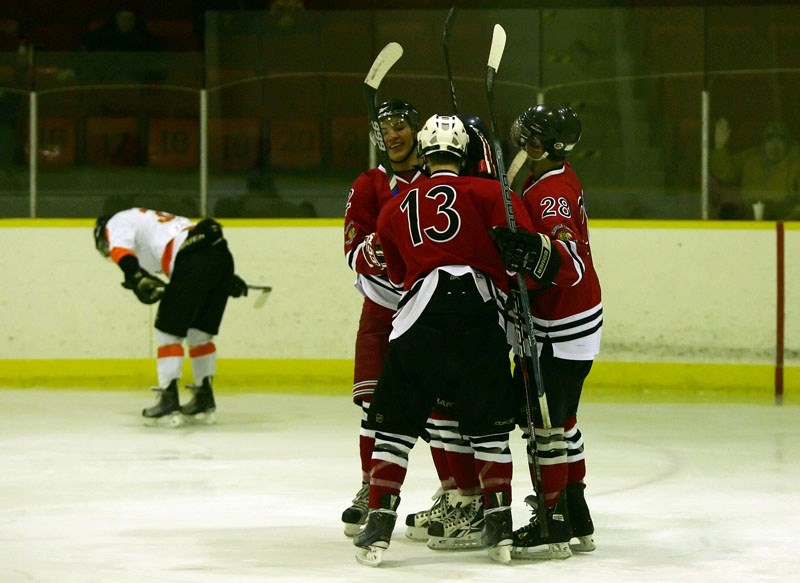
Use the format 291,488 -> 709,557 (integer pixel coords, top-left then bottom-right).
142,380 -> 183,427
565,482 -> 595,552
404,487 -> 456,541
181,376 -> 217,424
342,483 -> 369,537
354,493 -> 400,567
511,494 -> 572,560
481,491 -> 512,565
426,493 -> 484,550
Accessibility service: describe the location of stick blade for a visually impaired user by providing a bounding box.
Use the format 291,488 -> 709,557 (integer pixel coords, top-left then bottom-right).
253,288 -> 272,309
365,42 -> 403,89
487,24 -> 506,71
442,6 -> 456,47
507,149 -> 529,184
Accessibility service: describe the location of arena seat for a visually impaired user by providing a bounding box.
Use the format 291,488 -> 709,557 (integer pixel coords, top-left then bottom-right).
268,118 -> 321,170
330,116 -> 368,171
209,117 -> 262,171
85,116 -> 140,166
35,118 -> 76,166
147,117 -> 199,169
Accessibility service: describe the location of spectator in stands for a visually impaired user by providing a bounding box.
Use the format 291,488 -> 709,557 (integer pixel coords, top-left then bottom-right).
711,117 -> 800,220
83,7 -> 161,52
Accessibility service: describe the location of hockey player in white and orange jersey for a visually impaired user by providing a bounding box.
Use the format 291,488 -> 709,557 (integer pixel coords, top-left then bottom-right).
496,104 -> 601,561
93,208 -> 248,426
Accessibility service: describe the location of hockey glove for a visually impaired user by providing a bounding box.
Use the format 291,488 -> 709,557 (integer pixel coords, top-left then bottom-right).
362,232 -> 387,271
228,274 -> 248,298
122,268 -> 165,304
490,226 -> 561,286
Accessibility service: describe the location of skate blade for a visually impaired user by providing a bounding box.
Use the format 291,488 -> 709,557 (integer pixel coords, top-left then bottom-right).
355,544 -> 385,567
487,542 -> 512,565
404,526 -> 430,541
181,410 -> 217,425
427,534 -> 484,550
570,535 -> 596,552
343,522 -> 365,538
142,411 -> 184,428
511,541 -> 572,561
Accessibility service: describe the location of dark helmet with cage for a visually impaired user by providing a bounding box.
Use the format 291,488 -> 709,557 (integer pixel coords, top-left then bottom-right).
376,99 -> 421,132
94,216 -> 110,257
459,114 -> 497,178
510,104 -> 581,161
417,114 -> 470,161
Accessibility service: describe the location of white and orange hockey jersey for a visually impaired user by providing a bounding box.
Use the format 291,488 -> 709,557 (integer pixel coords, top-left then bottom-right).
105,208 -> 195,277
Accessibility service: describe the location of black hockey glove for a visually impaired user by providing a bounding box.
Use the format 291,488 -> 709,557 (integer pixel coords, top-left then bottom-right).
490,226 -> 561,286
228,274 -> 248,298
122,268 -> 165,304
118,254 -> 165,304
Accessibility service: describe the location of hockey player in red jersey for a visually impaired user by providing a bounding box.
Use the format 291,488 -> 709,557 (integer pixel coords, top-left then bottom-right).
406,114 -> 501,551
341,99 -> 435,535
93,208 -> 248,426
498,104 -> 602,560
353,114 -> 560,567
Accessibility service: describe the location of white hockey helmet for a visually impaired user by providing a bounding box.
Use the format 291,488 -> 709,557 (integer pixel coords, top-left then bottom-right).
417,114 -> 470,159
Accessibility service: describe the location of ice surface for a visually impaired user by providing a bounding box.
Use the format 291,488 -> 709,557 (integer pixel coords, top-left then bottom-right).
0,389 -> 798,583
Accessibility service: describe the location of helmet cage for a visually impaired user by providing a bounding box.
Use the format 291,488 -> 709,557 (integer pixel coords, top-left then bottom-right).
94,217 -> 110,257
376,99 -> 421,132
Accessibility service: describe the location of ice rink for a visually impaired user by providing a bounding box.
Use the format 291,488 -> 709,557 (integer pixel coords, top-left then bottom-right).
1,388 -> 798,583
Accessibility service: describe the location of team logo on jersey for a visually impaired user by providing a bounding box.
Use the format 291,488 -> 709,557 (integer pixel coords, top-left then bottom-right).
345,221 -> 357,246
551,223 -> 574,242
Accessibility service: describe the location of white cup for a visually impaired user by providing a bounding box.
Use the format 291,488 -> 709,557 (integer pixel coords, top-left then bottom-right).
752,201 -> 765,221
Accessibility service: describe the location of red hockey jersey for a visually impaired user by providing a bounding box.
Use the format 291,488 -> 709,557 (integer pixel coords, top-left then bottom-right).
344,165 -> 425,310
519,161 -> 602,360
377,170 -> 535,339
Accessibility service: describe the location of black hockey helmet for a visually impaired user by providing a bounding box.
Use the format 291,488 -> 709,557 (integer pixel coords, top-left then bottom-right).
377,99 -> 421,132
510,104 -> 581,161
459,114 -> 497,178
94,216 -> 110,257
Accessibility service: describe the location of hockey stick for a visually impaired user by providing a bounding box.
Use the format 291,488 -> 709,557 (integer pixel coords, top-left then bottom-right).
442,6 -> 458,114
485,23 -> 551,537
364,42 -> 404,195
507,149 -> 529,186
247,285 -> 273,309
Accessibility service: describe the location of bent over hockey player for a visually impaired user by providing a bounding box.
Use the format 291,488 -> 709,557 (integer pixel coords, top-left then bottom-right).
353,115 -> 560,567
93,208 -> 248,426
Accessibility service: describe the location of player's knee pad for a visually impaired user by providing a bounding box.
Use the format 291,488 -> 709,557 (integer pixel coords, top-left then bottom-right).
187,328 -> 213,346
156,330 -> 184,348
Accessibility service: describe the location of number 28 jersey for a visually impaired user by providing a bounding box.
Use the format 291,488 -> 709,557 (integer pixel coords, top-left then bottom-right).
519,161 -> 602,360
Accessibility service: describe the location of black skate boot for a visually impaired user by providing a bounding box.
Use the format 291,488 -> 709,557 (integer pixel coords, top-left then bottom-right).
511,493 -> 572,560
342,482 -> 369,537
181,376 -> 216,424
566,482 -> 595,552
481,490 -> 512,564
142,380 -> 182,427
353,493 -> 400,567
